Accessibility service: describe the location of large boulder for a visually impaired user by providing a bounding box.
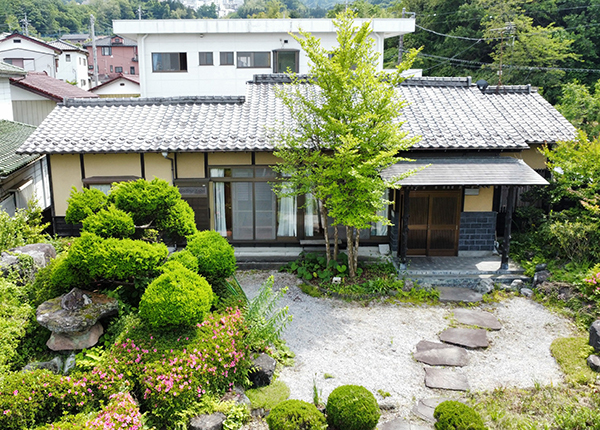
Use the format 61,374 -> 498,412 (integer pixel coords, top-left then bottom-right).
46,322 -> 104,351
587,355 -> 600,372
37,288 -> 118,334
590,320 -> 600,352
249,353 -> 276,388
189,413 -> 226,430
10,243 -> 56,266
23,356 -> 63,374
532,270 -> 551,288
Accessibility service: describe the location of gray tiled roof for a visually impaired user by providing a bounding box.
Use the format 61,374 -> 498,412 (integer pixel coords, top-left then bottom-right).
49,39 -> 87,53
0,60 -> 27,77
382,157 -> 548,186
17,76 -> 576,155
0,120 -> 39,175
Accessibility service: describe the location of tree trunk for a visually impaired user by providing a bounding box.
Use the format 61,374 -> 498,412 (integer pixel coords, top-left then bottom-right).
353,228 -> 360,276
346,225 -> 355,278
333,225 -> 339,262
320,200 -> 331,264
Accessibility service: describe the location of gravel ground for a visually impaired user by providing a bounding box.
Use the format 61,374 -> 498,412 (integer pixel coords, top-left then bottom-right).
237,270 -> 578,428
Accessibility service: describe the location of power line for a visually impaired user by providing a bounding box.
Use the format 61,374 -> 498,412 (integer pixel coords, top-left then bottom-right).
417,3 -> 599,19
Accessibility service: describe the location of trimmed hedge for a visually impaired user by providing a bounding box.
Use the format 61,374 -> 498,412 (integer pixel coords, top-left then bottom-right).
187,230 -> 236,283
166,249 -> 199,273
139,263 -> 213,328
65,187 -> 107,224
326,385 -> 380,430
267,399 -> 326,430
81,205 -> 135,239
434,401 -> 486,430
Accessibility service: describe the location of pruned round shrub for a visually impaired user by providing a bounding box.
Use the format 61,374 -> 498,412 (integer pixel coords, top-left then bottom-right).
267,399 -> 326,430
156,198 -> 198,239
166,249 -> 199,273
186,230 -> 236,283
434,401 -> 486,430
65,187 -> 107,224
82,205 -> 135,239
139,265 -> 213,328
326,385 -> 380,430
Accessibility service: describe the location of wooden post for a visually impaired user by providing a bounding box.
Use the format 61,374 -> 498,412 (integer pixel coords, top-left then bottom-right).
501,186 -> 516,270
400,188 -> 410,267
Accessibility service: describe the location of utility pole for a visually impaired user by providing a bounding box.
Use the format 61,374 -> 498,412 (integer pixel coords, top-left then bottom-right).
138,4 -> 142,20
397,8 -> 405,65
20,13 -> 30,36
90,15 -> 99,88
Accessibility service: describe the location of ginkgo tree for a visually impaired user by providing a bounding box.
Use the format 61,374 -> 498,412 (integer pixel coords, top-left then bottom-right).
272,11 -> 420,278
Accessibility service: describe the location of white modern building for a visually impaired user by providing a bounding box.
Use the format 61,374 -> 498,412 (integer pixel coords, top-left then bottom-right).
113,18 -> 416,97
0,32 -> 61,77
49,39 -> 90,90
0,60 -> 26,121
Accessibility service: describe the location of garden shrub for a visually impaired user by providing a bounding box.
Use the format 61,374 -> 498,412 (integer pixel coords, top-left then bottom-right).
65,187 -> 107,224
81,205 -> 135,239
266,399 -> 326,430
187,230 -> 236,283
0,278 -> 33,373
433,400 -> 486,430
139,263 -> 213,328
40,253 -> 91,305
166,249 -> 199,273
0,199 -> 49,253
326,385 -> 380,430
155,198 -> 197,239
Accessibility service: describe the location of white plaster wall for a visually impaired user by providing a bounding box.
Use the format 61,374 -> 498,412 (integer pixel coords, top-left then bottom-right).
0,78 -> 13,121
92,78 -> 140,95
10,84 -> 48,101
0,38 -> 57,76
56,51 -> 90,90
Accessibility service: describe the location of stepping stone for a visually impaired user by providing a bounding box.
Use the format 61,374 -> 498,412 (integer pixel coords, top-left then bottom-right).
412,397 -> 453,422
440,328 -> 489,349
414,340 -> 469,367
453,308 -> 502,331
424,368 -> 470,391
437,287 -> 482,303
379,418 -> 433,430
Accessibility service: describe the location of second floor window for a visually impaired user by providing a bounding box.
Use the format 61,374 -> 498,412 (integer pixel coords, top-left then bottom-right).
152,52 -> 188,72
101,47 -> 112,56
198,52 -> 213,66
220,52 -> 234,66
237,52 -> 270,68
130,66 -> 135,74
115,66 -> 123,73
65,54 -> 71,62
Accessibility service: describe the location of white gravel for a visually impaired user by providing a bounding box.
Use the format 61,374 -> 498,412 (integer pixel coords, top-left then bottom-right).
237,270 -> 578,423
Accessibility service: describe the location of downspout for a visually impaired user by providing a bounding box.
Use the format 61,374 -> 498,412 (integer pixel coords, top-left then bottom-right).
162,152 -> 175,185
139,34 -> 148,97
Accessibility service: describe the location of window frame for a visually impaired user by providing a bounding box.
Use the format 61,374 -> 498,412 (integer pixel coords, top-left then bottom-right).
65,54 -> 71,62
220,51 -> 234,66
115,66 -> 123,73
272,49 -> 300,73
101,47 -> 112,56
198,52 -> 214,66
151,52 -> 188,73
236,51 -> 271,69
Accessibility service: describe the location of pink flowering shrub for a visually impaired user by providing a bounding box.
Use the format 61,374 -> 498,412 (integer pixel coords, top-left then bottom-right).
582,264 -> 600,301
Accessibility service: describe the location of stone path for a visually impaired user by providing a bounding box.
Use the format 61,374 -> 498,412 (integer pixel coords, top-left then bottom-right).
412,292 -> 503,424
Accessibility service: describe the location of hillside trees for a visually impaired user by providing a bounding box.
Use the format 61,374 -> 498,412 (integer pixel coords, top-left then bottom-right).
273,11 -> 419,277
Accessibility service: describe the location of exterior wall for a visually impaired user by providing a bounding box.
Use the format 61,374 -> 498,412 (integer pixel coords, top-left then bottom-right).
176,152 -> 205,178
501,146 -> 547,170
49,154 -> 82,216
0,157 -> 51,216
207,152 -> 251,165
91,78 -> 140,96
56,50 -> 90,90
0,38 -> 57,76
83,153 -> 141,177
0,78 -> 13,121
87,44 -> 137,77
255,152 -> 281,164
458,212 -> 497,254
12,99 -> 57,126
463,187 -> 494,212
144,153 -> 173,184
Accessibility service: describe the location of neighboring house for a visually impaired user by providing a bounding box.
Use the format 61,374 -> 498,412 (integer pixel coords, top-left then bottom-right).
49,40 -> 90,90
0,120 -> 51,216
10,71 -> 98,126
90,74 -> 140,98
84,35 -> 138,81
0,32 -> 61,77
60,34 -> 89,45
113,19 -> 418,97
0,60 -> 27,121
17,76 -> 576,258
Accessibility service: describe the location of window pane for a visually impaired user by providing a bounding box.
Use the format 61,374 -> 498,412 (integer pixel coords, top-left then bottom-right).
152,53 -> 187,72
255,167 -> 275,177
277,183 -> 296,237
231,168 -> 253,178
232,182 -> 253,240
254,52 -> 270,67
89,184 -> 112,195
220,52 -> 234,65
255,182 -> 276,240
199,52 -> 213,65
237,52 -> 252,68
275,50 -> 297,73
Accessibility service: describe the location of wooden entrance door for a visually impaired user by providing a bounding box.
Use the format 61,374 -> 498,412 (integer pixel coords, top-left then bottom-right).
405,190 -> 461,256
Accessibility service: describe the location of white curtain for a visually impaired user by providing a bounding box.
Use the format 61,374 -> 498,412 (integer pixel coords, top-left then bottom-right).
371,190 -> 389,236
304,193 -> 317,237
212,169 -> 227,236
277,183 -> 297,237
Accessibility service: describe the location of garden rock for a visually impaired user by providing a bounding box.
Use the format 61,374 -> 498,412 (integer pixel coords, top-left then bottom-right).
10,243 -> 56,266
63,352 -> 76,374
189,412 -> 226,430
46,322 -> 104,351
587,355 -> 600,372
535,263 -> 548,272
439,328 -> 489,349
437,287 -> 482,303
520,288 -> 533,298
37,288 -> 118,333
23,356 -> 63,374
424,368 -> 470,391
413,341 -> 469,367
509,279 -> 523,290
221,385 -> 251,408
475,278 -> 494,294
249,353 -> 276,388
533,270 -> 551,288
589,320 -> 600,352
412,398 -> 454,423
403,279 -> 414,292
453,309 -> 502,331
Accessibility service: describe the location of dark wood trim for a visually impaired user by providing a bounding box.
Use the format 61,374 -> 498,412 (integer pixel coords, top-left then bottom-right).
400,188 -> 410,264
140,153 -> 145,179
82,176 -> 139,185
251,152 -> 256,165
174,153 -> 179,180
79,154 -> 85,180
501,186 -> 516,270
203,153 -> 208,179
46,155 -> 56,235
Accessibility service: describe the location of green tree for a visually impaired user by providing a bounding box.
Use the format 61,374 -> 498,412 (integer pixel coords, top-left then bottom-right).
273,11 -> 419,277
556,80 -> 600,139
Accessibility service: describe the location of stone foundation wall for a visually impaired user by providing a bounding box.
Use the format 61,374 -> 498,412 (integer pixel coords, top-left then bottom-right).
458,212 -> 497,252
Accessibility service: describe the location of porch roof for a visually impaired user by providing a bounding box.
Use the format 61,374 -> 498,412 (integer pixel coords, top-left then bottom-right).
382,157 -> 548,186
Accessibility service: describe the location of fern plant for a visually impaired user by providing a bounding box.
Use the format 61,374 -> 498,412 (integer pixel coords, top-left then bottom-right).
245,276 -> 292,351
